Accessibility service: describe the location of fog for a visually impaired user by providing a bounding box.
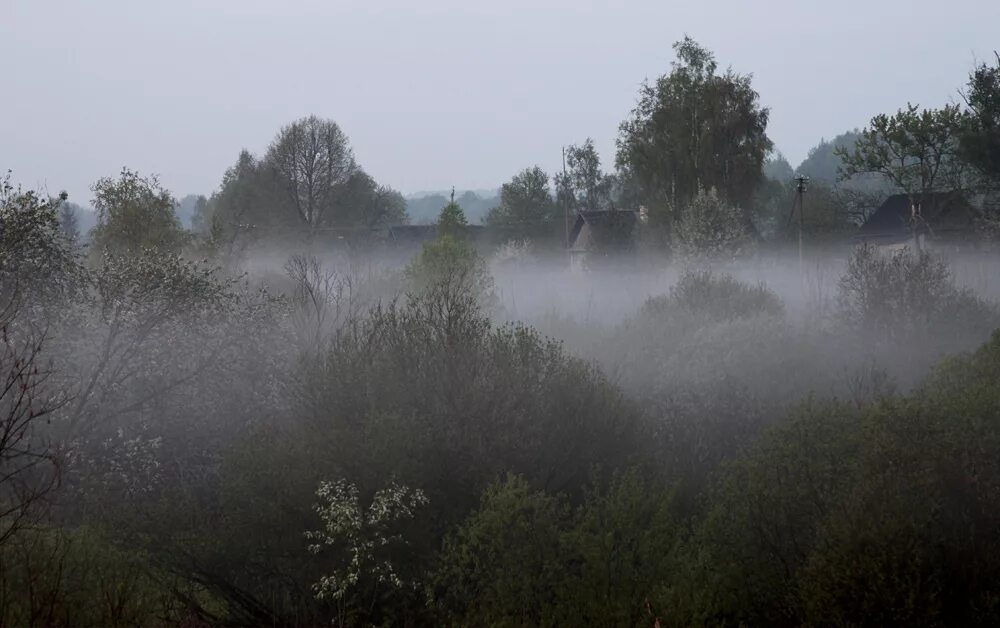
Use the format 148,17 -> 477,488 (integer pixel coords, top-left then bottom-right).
3,4 -> 1000,624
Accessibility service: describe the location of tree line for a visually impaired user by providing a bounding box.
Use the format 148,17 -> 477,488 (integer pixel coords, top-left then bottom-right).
1,36 -> 1000,627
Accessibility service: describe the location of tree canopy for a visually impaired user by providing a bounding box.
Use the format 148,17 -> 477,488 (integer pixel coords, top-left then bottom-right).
616,37 -> 772,224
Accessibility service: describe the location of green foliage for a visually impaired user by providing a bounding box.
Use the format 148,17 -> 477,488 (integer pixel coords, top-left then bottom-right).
646,269 -> 784,322
432,474 -> 569,626
306,479 -> 429,624
559,138 -> 615,211
763,152 -> 794,182
436,199 -> 468,237
0,526 -> 183,626
960,53 -> 1000,185
264,115 -> 358,232
836,104 -> 967,202
432,471 -> 676,626
672,186 -> 753,258
617,36 -> 772,224
0,175 -> 81,316
675,400 -> 864,626
486,166 -> 557,238
836,244 -> 997,347
89,167 -> 187,257
333,170 -> 408,228
405,234 -> 495,311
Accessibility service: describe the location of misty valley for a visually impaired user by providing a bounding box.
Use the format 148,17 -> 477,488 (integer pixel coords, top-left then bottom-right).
4,33 -> 1000,628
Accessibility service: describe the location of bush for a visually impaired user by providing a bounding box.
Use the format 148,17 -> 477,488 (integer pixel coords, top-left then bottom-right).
673,187 -> 753,259
837,244 -> 998,346
432,470 -> 676,626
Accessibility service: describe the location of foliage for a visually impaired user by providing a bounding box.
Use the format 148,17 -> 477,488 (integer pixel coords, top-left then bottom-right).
90,168 -> 187,257
674,400 -> 864,626
960,52 -> 1000,185
617,37 -> 772,224
264,115 -> 358,232
557,139 -> 615,212
486,166 -> 558,239
0,175 -> 80,318
836,104 -> 968,207
432,471 -> 676,626
672,186 -> 753,258
333,170 -> 408,228
435,198 -> 467,237
431,474 -> 569,626
763,152 -> 794,182
0,526 -> 184,626
405,234 -> 495,311
645,269 -> 784,322
836,244 -> 997,348
58,201 -> 80,243
306,479 -> 428,624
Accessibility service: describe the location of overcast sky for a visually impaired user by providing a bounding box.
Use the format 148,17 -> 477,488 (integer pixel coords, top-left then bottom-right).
2,0 -> 998,204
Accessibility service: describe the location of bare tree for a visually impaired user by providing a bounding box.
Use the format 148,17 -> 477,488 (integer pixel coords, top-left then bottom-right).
265,116 -> 357,233
284,254 -> 359,353
0,324 -> 60,546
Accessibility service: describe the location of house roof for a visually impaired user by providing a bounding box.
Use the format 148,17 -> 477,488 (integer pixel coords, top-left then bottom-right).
568,210 -> 638,250
385,224 -> 488,242
858,192 -> 977,241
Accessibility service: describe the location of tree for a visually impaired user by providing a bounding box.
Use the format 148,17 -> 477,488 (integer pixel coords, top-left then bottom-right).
485,166 -> 557,236
960,52 -> 1000,226
0,179 -> 83,342
305,479 -> 428,625
405,197 -> 494,311
57,202 -> 80,243
836,104 -> 967,218
436,197 -> 467,238
561,139 -> 614,211
763,152 -> 794,183
0,326 -> 60,548
332,170 -> 407,228
89,168 -> 186,256
264,115 -> 358,233
617,37 -> 772,225
673,187 -> 753,258
961,53 -> 1000,182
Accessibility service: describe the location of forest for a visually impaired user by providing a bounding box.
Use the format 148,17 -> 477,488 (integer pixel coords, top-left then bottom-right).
3,38 -> 1000,626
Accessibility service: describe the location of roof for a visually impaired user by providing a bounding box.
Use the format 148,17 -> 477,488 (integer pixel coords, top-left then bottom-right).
385,224 -> 488,242
858,192 -> 977,242
568,210 -> 638,251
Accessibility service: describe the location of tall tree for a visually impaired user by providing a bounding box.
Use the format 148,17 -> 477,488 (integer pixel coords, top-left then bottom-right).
960,52 -> 1000,186
264,115 -> 357,233
90,168 -> 186,256
836,104 -> 967,213
486,166 -> 557,231
57,201 -> 80,243
332,170 -> 407,228
616,37 -> 772,223
561,139 -> 614,211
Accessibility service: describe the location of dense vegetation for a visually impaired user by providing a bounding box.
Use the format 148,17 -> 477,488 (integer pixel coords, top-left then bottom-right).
3,38 -> 1000,627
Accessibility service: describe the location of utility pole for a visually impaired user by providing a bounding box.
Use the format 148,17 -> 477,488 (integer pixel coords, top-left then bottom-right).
794,174 -> 809,270
562,146 -> 570,250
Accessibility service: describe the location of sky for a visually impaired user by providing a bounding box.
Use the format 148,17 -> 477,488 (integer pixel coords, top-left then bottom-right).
2,0 -> 998,205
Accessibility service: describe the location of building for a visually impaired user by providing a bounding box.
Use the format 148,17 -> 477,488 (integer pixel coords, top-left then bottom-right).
567,209 -> 639,269
857,192 -> 978,250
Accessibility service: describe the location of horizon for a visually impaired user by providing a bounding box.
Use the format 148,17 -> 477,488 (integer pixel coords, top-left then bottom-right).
3,0 -> 998,204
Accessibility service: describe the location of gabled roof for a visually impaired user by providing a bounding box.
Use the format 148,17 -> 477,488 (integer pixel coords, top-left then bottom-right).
568,210 -> 638,250
858,192 -> 977,241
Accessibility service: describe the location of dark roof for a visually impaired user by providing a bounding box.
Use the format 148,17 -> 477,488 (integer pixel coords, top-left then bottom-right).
859,192 -> 976,241
385,224 -> 488,242
568,210 -> 638,249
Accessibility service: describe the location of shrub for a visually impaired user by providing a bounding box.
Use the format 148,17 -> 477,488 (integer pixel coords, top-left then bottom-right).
673,187 -> 753,259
